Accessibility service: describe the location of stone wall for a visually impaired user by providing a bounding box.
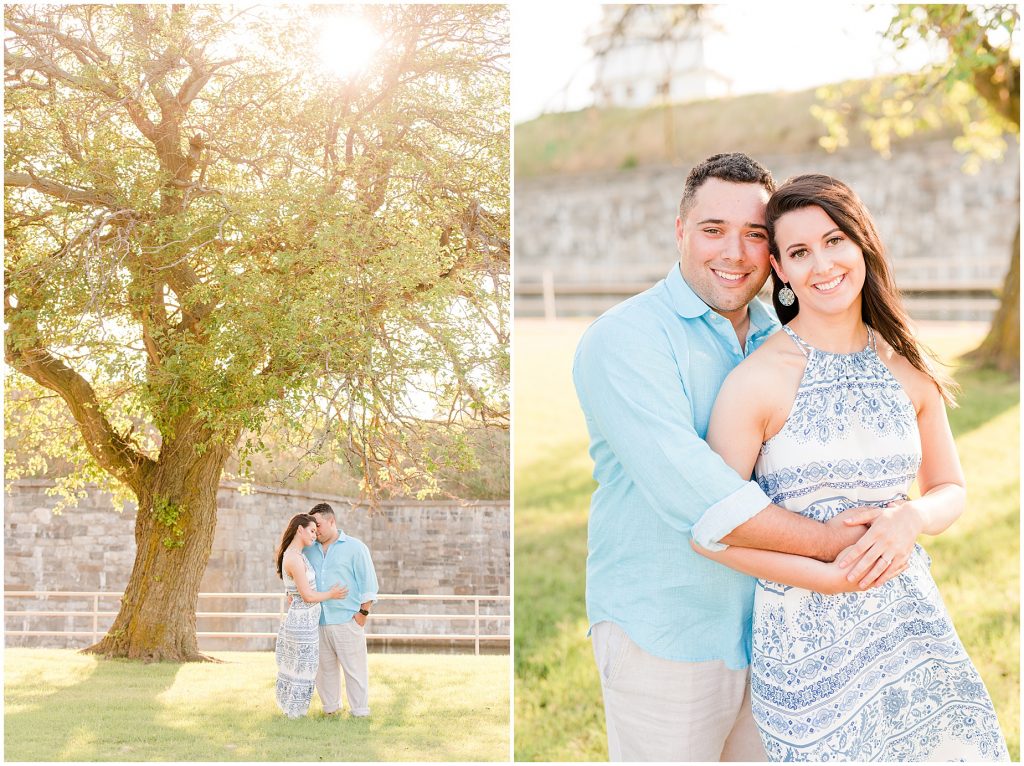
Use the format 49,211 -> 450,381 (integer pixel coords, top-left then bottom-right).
515,142 -> 1019,320
4,480 -> 509,652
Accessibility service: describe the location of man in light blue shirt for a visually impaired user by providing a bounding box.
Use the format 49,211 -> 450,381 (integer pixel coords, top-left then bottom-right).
573,153 -> 869,761
305,502 -> 379,718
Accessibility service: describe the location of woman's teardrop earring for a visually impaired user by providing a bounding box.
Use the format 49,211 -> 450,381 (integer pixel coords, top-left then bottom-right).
778,284 -> 796,307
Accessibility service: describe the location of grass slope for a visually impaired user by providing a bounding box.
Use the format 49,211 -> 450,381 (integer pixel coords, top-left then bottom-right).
5,650 -> 509,762
514,81 -> 961,179
513,319 -> 1019,761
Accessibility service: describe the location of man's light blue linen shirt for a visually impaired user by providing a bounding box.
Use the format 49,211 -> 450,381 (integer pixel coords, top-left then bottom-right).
573,264 -> 779,669
304,531 -> 379,625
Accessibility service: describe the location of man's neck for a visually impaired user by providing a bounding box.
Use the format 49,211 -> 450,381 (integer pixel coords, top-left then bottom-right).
719,306 -> 751,352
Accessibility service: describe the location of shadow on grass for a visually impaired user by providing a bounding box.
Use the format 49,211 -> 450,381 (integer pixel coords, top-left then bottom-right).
514,442 -> 593,647
4,658 -> 182,761
948,363 -> 1019,438
165,655 -> 400,762
5,653 -> 493,762
514,518 -> 589,676
2,653 -> 399,762
514,441 -> 606,760
514,442 -> 595,516
200,692 -> 382,761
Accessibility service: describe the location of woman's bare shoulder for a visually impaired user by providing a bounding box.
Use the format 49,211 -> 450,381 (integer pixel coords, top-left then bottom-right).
873,332 -> 942,410
282,550 -> 302,576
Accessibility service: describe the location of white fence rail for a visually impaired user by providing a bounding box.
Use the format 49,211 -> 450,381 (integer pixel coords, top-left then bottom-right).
5,591 -> 510,655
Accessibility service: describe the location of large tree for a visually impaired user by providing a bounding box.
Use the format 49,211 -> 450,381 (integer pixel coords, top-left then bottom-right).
4,4 -> 509,661
816,4 -> 1019,374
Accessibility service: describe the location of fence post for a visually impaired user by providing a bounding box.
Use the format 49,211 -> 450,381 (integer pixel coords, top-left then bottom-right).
542,269 -> 556,321
92,594 -> 99,644
474,597 -> 480,656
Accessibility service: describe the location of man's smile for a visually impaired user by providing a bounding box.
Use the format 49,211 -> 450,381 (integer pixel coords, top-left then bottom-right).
711,268 -> 750,283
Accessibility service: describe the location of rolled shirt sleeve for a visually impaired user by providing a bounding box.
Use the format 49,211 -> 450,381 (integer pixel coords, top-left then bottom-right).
574,313 -> 771,542
691,479 -> 773,551
354,543 -> 379,604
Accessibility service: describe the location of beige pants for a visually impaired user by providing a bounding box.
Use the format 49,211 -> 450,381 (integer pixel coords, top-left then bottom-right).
316,621 -> 370,716
591,621 -> 767,762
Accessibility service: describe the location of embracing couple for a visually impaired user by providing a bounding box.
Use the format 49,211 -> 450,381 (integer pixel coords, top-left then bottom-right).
273,502 -> 379,719
573,153 -> 1009,762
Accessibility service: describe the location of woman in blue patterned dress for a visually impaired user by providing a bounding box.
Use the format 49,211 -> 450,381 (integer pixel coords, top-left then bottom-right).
274,513 -> 348,718
694,175 -> 1009,761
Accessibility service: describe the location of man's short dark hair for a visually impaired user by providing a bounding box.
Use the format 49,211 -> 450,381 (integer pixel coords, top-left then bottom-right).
678,153 -> 776,221
310,502 -> 335,518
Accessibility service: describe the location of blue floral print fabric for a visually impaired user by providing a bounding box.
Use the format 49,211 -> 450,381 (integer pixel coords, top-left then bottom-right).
275,553 -> 321,718
751,325 -> 1008,761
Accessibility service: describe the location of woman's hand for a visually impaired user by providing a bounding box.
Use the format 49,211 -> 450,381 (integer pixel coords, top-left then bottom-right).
327,582 -> 348,600
835,502 -> 923,588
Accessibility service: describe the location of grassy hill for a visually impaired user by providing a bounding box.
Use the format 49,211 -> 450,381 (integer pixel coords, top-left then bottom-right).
514,80 -> 962,179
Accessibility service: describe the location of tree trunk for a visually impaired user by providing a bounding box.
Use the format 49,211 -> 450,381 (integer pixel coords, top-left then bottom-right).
966,221 -> 1019,377
83,443 -> 230,662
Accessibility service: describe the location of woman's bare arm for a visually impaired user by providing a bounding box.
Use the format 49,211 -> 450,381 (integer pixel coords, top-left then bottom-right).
691,540 -> 865,594
835,374 -> 965,586
284,554 -> 348,603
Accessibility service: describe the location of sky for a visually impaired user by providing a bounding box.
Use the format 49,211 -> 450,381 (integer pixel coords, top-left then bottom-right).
512,3 -> 941,124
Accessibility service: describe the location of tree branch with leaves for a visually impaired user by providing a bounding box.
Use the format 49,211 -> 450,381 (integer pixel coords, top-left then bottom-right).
814,4 -> 1019,374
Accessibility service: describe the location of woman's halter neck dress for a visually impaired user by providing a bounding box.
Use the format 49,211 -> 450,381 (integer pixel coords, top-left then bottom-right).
275,553 -> 321,718
750,325 -> 1008,761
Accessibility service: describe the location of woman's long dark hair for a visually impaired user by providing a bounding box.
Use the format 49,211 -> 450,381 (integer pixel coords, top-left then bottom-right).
276,513 -> 316,579
766,174 -> 957,405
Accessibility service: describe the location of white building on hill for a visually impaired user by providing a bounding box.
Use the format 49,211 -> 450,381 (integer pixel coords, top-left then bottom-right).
588,5 -> 732,108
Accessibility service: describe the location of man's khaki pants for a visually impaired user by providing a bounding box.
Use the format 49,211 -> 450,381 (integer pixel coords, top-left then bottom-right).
591,621 -> 767,762
316,621 -> 370,716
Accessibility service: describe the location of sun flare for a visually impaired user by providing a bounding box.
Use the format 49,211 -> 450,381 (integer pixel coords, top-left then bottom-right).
316,15 -> 380,79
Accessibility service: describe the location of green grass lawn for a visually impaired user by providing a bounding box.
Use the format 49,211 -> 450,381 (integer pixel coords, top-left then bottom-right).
513,318 -> 1019,761
4,649 -> 509,761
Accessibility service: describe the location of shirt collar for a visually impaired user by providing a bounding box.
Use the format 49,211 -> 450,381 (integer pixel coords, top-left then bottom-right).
664,263 -> 711,319
318,530 -> 348,552
664,263 -> 779,339
747,294 -> 779,341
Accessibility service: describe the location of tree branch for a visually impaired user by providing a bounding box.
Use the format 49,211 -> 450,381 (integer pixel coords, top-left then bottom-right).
3,49 -> 119,98
409,314 -> 508,426
970,38 -> 1019,128
4,15 -> 111,66
176,55 -> 239,111
5,332 -> 155,493
5,171 -> 117,208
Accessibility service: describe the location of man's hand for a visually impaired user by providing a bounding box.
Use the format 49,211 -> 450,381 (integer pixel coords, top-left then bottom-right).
835,501 -> 923,589
354,611 -> 367,627
819,507 -> 873,561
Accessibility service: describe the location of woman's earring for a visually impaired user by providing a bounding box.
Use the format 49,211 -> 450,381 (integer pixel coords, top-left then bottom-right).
778,284 -> 796,307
